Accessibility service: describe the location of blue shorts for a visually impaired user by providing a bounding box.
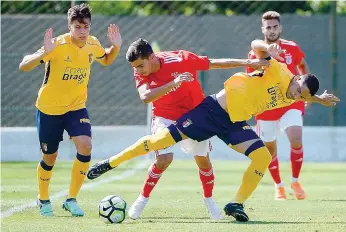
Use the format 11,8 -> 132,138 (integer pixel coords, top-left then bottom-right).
36,108 -> 91,153
174,96 -> 259,146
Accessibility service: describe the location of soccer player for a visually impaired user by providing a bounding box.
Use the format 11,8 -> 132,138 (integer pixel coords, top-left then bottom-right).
247,11 -> 311,200
108,38 -> 268,220
87,40 -> 339,221
18,4 -> 122,217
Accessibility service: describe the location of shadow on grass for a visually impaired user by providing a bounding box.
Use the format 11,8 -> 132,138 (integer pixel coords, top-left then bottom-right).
137,217 -> 346,225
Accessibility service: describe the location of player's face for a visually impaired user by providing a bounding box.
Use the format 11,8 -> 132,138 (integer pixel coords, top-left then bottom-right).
130,57 -> 152,76
287,76 -> 312,101
69,19 -> 91,44
262,19 -> 282,43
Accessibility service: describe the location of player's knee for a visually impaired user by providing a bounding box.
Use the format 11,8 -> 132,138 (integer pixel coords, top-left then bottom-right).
156,153 -> 173,170
194,155 -> 211,169
246,141 -> 271,165
42,153 -> 58,166
289,138 -> 302,148
264,142 -> 277,156
76,141 -> 92,155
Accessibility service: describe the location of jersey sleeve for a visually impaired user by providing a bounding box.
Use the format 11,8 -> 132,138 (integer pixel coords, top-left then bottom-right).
183,51 -> 209,71
36,46 -> 57,63
294,44 -> 305,65
246,50 -> 256,73
134,70 -> 149,88
91,37 -> 106,59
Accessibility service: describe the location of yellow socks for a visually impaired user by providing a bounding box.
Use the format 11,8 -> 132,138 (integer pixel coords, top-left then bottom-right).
233,146 -> 271,204
109,128 -> 177,167
68,153 -> 90,198
37,160 -> 53,200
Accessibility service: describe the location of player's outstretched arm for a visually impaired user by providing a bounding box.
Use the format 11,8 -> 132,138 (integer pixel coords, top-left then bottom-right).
19,28 -> 56,72
137,72 -> 194,103
307,90 -> 340,107
251,39 -> 284,61
97,24 -> 122,66
208,58 -> 269,70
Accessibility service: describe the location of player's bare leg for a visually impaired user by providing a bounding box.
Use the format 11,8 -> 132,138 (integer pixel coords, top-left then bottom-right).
37,151 -> 57,216
194,154 -> 223,220
62,135 -> 91,217
286,126 -> 306,200
265,140 -> 287,200
129,153 -> 173,219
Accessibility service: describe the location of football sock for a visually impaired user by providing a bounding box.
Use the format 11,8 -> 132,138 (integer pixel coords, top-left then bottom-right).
37,160 -> 53,201
68,153 -> 90,198
233,146 -> 271,204
291,145 -> 304,180
109,128 -> 177,168
199,166 -> 214,198
268,155 -> 282,186
141,163 -> 165,198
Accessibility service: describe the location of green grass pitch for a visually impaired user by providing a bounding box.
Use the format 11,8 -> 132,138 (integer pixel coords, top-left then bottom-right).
1,160 -> 346,232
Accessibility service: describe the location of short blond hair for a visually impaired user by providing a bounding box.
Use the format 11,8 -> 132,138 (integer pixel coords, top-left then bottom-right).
262,11 -> 281,23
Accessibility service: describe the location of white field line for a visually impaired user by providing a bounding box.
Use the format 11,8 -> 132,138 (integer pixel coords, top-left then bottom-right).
1,160 -> 150,219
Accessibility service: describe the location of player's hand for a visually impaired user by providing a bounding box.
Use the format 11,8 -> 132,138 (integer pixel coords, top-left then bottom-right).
317,90 -> 340,107
43,28 -> 56,54
246,59 -> 270,69
173,72 -> 194,86
267,44 -> 284,61
107,24 -> 122,49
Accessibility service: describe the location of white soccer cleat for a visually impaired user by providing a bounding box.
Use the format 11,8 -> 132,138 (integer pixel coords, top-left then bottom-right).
128,195 -> 149,219
204,197 -> 224,220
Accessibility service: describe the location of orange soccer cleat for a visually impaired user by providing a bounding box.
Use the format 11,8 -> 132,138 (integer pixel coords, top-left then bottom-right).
275,186 -> 287,200
291,182 -> 306,200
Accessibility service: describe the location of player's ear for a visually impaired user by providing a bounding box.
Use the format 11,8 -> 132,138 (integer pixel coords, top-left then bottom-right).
279,24 -> 283,33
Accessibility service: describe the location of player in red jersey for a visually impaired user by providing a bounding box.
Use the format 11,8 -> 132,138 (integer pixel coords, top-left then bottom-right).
247,11 -> 310,200
124,38 -> 268,219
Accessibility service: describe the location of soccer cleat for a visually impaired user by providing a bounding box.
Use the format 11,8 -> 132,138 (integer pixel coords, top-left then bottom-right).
275,186 -> 287,200
62,198 -> 85,217
87,159 -> 114,180
37,198 -> 54,216
128,195 -> 149,219
203,197 -> 224,220
291,182 -> 306,200
224,202 -> 249,222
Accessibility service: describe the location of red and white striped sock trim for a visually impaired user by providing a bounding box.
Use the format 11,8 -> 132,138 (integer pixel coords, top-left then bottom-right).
199,168 -> 213,177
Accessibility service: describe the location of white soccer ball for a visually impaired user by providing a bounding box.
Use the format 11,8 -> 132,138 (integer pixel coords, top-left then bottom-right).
99,195 -> 127,224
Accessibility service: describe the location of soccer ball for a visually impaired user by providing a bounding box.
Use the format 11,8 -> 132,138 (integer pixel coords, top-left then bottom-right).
99,195 -> 127,224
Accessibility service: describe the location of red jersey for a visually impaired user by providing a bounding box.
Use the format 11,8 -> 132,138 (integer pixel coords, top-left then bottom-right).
134,50 -> 209,121
247,39 -> 306,121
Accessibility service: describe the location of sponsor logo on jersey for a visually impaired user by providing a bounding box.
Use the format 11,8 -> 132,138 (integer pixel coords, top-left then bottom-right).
64,56 -> 72,62
62,67 -> 88,85
242,125 -> 252,130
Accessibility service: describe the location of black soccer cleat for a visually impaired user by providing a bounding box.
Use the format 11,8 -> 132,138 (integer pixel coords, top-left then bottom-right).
87,159 -> 114,180
224,202 -> 249,222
